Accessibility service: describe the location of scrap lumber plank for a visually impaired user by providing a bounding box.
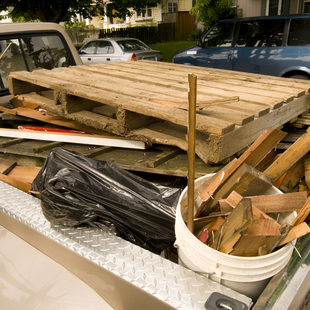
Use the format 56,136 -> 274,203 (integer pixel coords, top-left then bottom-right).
224,203 -> 282,256
0,128 -> 146,150
33,141 -> 64,153
292,196 -> 310,226
209,198 -> 253,253
9,70 -> 235,136
0,172 -> 31,193
7,166 -> 41,184
0,138 -> 24,147
3,103 -> 108,135
249,191 -> 307,213
230,232 -> 281,256
264,128 -> 310,183
83,146 -> 114,158
145,148 -> 182,168
0,158 -> 17,174
277,222 -> 310,247
219,191 -> 307,214
277,159 -> 304,192
196,163 -> 273,217
0,106 -> 17,115
218,190 -> 243,213
195,128 -> 286,217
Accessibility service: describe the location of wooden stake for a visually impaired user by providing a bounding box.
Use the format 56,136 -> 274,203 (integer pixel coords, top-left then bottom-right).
187,73 -> 197,233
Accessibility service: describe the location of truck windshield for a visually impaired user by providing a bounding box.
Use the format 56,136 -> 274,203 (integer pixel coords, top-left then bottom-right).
0,33 -> 74,91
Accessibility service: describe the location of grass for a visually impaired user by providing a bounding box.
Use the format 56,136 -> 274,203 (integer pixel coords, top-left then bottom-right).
149,40 -> 196,62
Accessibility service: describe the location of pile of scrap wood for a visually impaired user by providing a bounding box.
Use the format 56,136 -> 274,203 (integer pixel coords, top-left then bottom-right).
185,128 -> 310,257
7,61 -> 310,163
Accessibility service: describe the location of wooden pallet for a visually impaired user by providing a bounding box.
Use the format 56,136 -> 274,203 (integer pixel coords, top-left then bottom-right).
0,137 -> 221,178
8,61 -> 310,163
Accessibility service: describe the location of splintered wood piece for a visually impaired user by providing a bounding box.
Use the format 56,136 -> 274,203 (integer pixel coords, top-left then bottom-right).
247,191 -> 307,214
278,159 -> 304,192
219,191 -> 243,212
277,222 -> 310,247
231,235 -> 281,256
202,163 -> 273,217
264,128 -> 310,183
0,158 -> 17,174
230,207 -> 282,256
209,198 -> 253,253
292,196 -> 310,226
195,128 -> 285,217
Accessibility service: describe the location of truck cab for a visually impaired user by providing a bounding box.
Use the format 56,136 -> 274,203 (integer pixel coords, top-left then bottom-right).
0,22 -> 82,106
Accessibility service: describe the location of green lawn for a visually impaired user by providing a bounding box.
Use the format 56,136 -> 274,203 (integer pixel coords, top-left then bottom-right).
149,40 -> 196,62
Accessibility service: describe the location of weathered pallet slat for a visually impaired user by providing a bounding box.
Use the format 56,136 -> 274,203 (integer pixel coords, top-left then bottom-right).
8,61 -> 310,163
138,60 -> 310,92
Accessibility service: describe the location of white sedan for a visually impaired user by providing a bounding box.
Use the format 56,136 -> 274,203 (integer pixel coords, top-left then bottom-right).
79,37 -> 162,64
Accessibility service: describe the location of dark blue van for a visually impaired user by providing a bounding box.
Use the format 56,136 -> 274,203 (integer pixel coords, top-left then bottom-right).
173,14 -> 310,79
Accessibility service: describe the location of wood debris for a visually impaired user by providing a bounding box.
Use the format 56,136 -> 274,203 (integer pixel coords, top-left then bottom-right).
7,61 -> 310,163
194,128 -> 310,257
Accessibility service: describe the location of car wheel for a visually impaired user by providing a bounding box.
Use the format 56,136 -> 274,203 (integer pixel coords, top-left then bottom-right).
289,74 -> 310,80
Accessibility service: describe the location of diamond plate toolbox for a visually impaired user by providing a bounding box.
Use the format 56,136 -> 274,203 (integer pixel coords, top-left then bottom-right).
0,180 -> 252,309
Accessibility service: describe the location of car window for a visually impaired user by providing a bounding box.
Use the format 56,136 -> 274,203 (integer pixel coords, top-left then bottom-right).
236,20 -> 285,47
0,39 -> 27,89
117,39 -> 150,51
0,33 -> 73,91
79,41 -> 97,54
201,23 -> 233,48
96,41 -> 114,54
288,18 -> 310,46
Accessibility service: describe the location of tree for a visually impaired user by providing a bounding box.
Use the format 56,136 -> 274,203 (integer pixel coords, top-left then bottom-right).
191,0 -> 236,31
107,0 -> 159,19
0,0 -> 160,23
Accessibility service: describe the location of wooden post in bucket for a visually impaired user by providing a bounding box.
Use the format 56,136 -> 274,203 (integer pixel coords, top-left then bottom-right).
187,73 -> 197,233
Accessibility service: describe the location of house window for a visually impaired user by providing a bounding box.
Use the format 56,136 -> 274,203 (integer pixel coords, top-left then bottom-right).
168,2 -> 178,13
136,7 -> 153,19
265,0 -> 283,16
304,0 -> 310,13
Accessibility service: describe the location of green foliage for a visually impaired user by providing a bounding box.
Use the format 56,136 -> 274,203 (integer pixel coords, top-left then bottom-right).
64,19 -> 87,29
106,0 -> 160,19
191,0 -> 236,31
0,0 -> 160,23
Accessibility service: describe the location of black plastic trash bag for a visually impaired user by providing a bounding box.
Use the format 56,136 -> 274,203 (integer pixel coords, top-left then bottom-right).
31,148 -> 182,254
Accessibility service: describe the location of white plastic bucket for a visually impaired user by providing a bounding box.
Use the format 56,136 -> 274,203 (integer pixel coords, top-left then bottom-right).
175,174 -> 295,300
